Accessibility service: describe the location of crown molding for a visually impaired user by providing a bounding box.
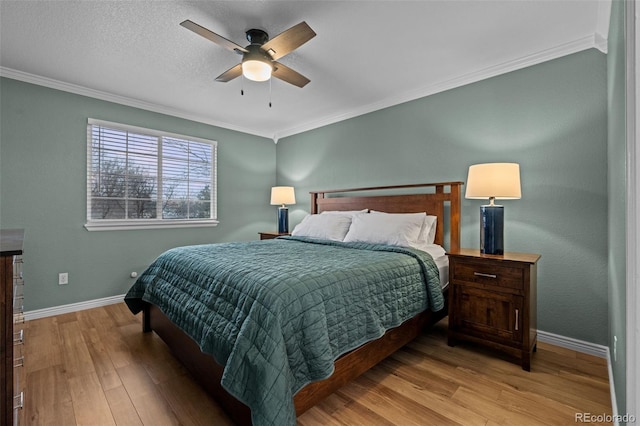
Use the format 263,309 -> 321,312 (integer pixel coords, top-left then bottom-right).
1,32 -> 604,143
595,32 -> 609,54
274,34 -> 600,141
0,67 -> 272,139
595,0 -> 612,54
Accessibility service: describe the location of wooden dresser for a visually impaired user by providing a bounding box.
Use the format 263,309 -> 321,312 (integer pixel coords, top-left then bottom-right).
1,229 -> 25,425
447,248 -> 540,371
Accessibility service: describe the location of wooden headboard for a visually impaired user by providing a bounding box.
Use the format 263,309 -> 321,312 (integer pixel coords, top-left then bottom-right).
310,182 -> 463,252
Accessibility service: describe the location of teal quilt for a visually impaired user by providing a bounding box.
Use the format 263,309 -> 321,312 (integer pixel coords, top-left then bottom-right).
125,236 -> 443,425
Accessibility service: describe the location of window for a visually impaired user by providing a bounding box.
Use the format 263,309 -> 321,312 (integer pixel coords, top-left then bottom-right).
85,119 -> 217,231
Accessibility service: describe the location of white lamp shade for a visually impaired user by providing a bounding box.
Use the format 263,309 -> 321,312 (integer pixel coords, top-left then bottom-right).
270,186 -> 296,205
465,163 -> 522,200
242,60 -> 272,82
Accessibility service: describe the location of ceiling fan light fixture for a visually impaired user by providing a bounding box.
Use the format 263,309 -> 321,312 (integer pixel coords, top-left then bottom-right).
181,20 -> 315,88
241,44 -> 274,82
242,59 -> 272,82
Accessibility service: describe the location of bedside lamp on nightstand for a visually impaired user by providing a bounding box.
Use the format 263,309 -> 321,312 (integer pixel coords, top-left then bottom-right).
270,186 -> 296,233
466,163 -> 521,255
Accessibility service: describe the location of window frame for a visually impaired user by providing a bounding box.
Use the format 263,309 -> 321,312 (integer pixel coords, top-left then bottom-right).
85,118 -> 218,231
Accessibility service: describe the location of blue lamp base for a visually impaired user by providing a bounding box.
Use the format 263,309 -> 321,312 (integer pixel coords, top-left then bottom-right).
277,206 -> 289,233
480,205 -> 504,255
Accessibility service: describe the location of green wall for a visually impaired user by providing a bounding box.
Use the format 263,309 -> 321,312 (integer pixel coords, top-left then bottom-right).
0,45 -> 613,350
607,0 -> 627,415
277,49 -> 609,345
0,77 -> 276,311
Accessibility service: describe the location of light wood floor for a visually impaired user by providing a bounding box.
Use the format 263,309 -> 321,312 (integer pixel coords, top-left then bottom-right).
18,303 -> 612,425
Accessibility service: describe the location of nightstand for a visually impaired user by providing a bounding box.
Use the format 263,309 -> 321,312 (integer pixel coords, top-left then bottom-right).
447,248 -> 541,371
258,232 -> 290,240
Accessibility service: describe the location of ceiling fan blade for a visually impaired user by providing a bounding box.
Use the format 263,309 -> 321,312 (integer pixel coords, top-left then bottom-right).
215,64 -> 243,82
180,20 -> 248,54
261,22 -> 316,60
272,62 -> 310,88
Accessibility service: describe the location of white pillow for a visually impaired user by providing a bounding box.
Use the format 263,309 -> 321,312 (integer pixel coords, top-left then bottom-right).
370,211 -> 437,244
422,215 -> 438,244
343,213 -> 425,248
291,214 -> 353,241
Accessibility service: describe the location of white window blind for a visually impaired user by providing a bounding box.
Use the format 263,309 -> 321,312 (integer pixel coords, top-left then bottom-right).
85,119 -> 217,231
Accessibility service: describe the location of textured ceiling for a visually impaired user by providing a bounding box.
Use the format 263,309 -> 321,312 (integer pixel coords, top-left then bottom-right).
0,1 -> 610,141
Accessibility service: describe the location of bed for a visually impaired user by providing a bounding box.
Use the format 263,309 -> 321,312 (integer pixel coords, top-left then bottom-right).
125,181 -> 462,425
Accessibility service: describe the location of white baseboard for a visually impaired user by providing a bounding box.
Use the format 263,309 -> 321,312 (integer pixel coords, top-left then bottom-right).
537,329 -> 609,358
26,297 -> 611,357
24,294 -> 125,321
538,330 -> 618,423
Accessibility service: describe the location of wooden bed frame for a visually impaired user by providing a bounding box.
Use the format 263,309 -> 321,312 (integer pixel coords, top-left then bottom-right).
141,181 -> 462,425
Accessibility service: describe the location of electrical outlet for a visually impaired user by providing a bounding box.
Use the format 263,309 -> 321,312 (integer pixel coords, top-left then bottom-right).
614,336 -> 618,362
58,272 -> 68,285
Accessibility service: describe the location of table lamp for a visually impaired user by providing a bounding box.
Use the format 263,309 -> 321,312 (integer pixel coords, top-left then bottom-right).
270,186 -> 296,233
465,163 -> 521,255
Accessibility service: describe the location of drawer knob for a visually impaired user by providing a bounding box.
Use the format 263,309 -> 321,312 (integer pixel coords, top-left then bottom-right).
474,272 -> 497,279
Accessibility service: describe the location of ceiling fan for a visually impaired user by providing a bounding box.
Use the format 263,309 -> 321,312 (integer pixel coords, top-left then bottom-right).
180,19 -> 316,88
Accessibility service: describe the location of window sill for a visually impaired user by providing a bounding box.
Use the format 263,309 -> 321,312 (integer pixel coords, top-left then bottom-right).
84,219 -> 219,231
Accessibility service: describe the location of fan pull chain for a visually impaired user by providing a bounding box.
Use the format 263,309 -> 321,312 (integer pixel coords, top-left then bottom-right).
241,74 -> 244,96
269,78 -> 272,108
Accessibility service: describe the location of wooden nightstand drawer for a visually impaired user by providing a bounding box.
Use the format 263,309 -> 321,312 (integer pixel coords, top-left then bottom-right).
452,260 -> 524,290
